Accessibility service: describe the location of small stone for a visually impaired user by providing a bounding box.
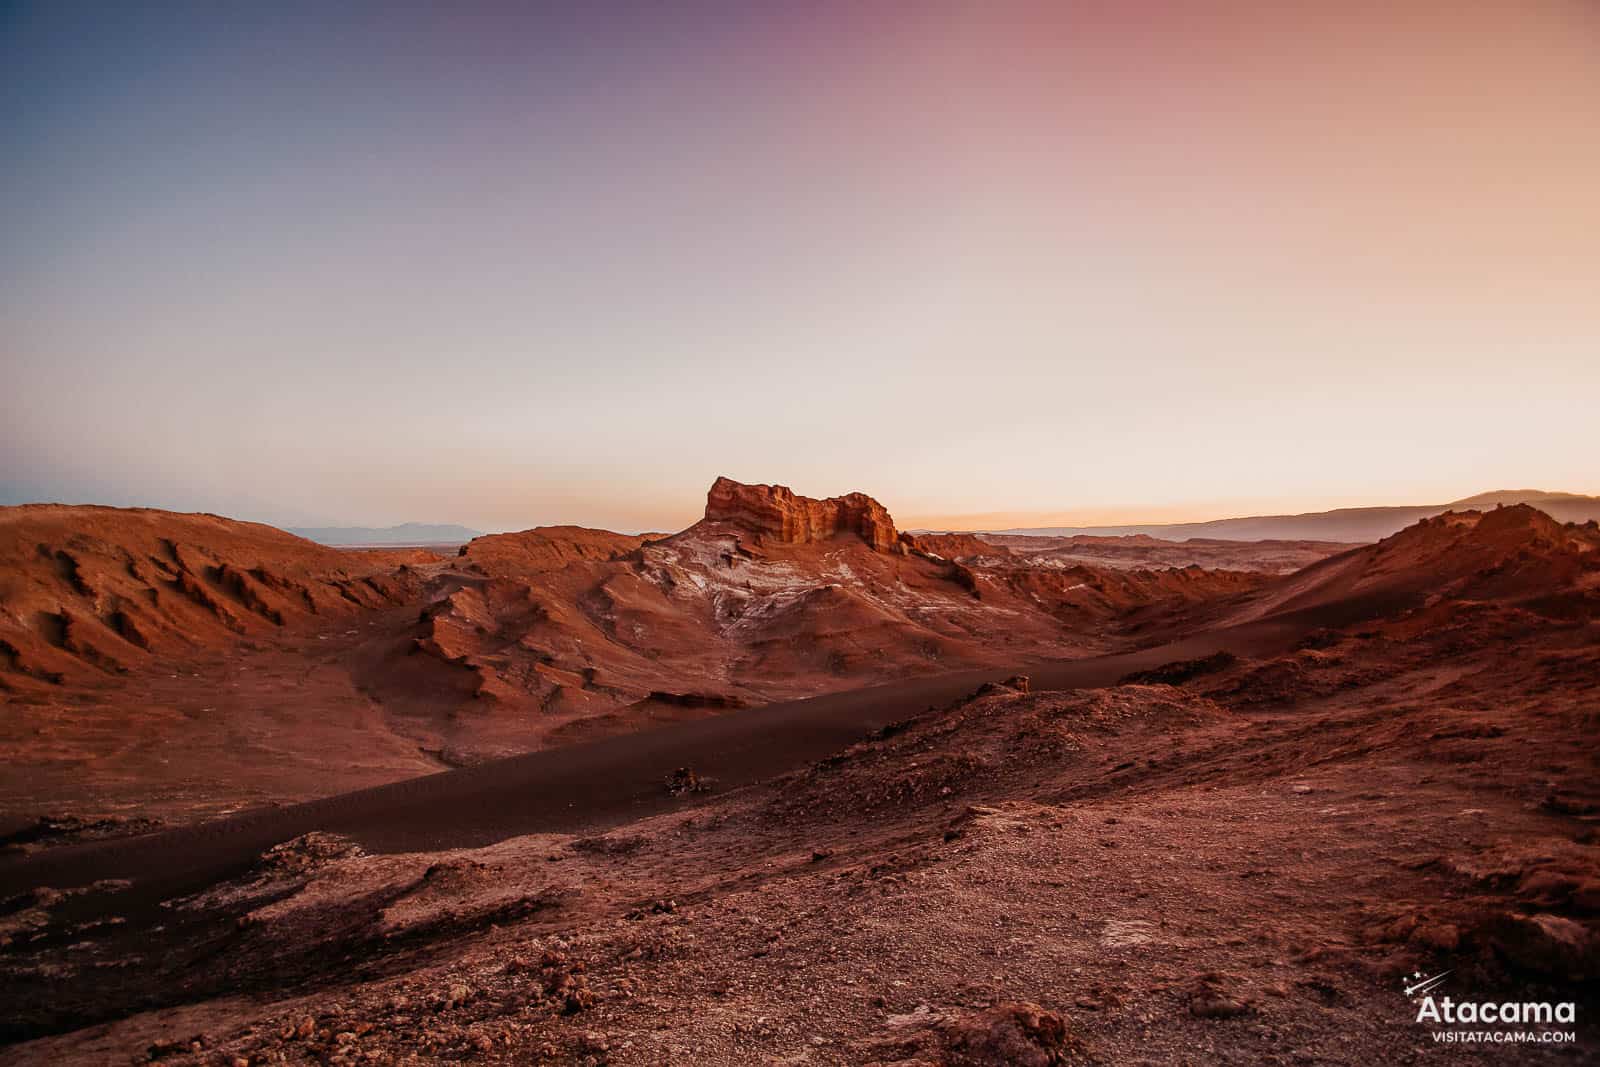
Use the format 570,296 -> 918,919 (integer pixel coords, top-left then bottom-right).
1190,993 -> 1253,1018
1491,912 -> 1600,980
1410,922 -> 1461,951
147,1038 -> 185,1059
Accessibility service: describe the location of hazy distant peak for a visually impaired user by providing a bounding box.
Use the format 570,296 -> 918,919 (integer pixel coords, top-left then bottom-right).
1447,489 -> 1589,508
986,490 -> 1600,543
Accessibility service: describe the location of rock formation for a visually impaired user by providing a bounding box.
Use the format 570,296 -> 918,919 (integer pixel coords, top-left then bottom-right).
702,476 -> 902,552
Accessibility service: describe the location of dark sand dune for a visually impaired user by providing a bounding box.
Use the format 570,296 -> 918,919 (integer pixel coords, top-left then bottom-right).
0,608 -> 1331,909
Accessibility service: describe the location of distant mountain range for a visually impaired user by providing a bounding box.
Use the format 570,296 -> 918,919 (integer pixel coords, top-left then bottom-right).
288,522 -> 483,546
979,490 -> 1600,543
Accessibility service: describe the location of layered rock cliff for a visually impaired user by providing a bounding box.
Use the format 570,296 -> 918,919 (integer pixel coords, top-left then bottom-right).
703,476 -> 902,552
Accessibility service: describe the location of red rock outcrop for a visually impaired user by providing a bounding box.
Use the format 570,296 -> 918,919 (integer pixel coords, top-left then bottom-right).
702,476 -> 902,552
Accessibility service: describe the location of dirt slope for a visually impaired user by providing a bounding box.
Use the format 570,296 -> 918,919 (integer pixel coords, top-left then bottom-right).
0,505 -> 428,694
1233,505 -> 1600,626
0,501 -> 1594,1063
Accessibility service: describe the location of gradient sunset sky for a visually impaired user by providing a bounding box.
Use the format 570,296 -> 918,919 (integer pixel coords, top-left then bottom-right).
4,2 -> 1597,534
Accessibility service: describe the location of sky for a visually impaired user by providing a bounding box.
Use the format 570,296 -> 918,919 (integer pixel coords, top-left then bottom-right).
3,2 -> 1598,534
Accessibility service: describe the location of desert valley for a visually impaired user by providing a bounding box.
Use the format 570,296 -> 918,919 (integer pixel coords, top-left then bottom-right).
7,5 -> 1600,1062
1,478 -> 1597,1064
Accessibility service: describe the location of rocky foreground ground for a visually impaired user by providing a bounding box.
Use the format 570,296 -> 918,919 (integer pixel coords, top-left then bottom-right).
2,503 -> 1597,1064
4,588 -> 1597,1064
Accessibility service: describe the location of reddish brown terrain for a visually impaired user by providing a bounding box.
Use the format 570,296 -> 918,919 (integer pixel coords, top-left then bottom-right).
2,480 -> 1261,825
0,506 -> 451,829
966,533 -> 1362,574
392,478 -> 1258,758
1,494 -> 1597,1064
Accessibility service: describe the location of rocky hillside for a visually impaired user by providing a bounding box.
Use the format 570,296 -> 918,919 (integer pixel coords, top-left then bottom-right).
0,505 -> 429,695
382,478 -> 1261,757
457,526 -> 655,574
0,481 -> 1272,822
1239,504 -> 1600,625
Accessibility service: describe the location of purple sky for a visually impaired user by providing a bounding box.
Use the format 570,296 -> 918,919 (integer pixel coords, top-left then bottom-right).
4,2 -> 1598,533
